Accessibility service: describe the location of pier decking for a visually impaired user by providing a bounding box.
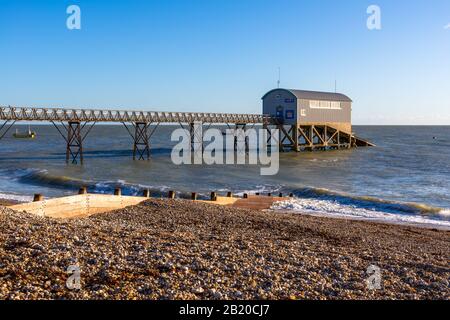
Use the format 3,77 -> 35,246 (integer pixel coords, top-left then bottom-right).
0,106 -> 267,124
0,106 -> 373,164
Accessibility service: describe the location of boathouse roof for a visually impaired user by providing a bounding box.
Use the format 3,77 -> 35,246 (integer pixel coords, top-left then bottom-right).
262,89 -> 353,102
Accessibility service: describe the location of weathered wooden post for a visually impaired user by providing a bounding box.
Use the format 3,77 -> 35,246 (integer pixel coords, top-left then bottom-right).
33,194 -> 44,202
168,191 -> 175,199
279,193 -> 283,198
289,193 -> 294,198
227,192 -> 233,198
143,189 -> 151,198
293,124 -> 299,152
243,193 -> 248,199
268,193 -> 272,197
191,192 -> 198,201
210,192 -> 217,201
114,187 -> 122,196
78,187 -> 88,194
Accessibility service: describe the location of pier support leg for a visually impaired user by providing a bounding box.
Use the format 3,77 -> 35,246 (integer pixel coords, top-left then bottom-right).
122,121 -> 159,161
189,122 -> 203,164
133,122 -> 150,160
293,125 -> 299,152
0,120 -> 16,141
263,123 -> 270,145
310,125 -> 315,151
278,125 -> 297,152
189,122 -> 203,152
66,121 -> 83,164
233,124 -> 249,152
337,131 -> 341,149
51,121 -> 95,165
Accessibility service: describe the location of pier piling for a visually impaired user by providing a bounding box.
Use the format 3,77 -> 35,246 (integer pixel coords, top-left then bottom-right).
66,121 -> 83,164
33,194 -> 44,202
143,189 -> 151,198
133,122 -> 150,161
78,187 -> 88,194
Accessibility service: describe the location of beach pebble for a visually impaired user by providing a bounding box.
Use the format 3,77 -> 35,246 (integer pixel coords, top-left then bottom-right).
0,201 -> 448,300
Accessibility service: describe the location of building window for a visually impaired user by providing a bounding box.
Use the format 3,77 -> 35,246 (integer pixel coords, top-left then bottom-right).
300,109 -> 306,117
286,110 -> 295,119
310,100 -> 341,110
310,100 -> 320,109
330,102 -> 341,109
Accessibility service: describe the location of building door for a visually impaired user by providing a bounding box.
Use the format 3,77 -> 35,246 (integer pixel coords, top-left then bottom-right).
276,106 -> 284,119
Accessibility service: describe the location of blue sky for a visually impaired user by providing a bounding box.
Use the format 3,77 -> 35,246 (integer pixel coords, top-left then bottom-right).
0,0 -> 449,124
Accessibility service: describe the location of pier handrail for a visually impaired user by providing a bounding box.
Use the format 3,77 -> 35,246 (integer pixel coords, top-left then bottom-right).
0,106 -> 270,124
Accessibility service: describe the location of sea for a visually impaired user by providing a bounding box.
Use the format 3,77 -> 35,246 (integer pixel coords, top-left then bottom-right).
1,124 -> 449,229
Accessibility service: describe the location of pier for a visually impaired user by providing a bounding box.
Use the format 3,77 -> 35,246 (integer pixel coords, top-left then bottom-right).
0,105 -> 373,164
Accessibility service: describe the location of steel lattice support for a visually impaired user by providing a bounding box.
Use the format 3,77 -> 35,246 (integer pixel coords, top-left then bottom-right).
233,123 -> 249,152
0,120 -> 16,141
66,121 -> 83,164
133,122 -> 150,160
122,121 -> 159,161
188,122 -> 203,164
51,121 -> 96,165
275,124 -> 356,152
189,122 -> 203,152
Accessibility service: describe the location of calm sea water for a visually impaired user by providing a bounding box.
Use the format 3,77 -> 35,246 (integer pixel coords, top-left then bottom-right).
1,125 -> 449,228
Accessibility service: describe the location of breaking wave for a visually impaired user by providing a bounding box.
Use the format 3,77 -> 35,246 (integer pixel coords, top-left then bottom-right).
271,193 -> 450,229
1,168 -> 449,228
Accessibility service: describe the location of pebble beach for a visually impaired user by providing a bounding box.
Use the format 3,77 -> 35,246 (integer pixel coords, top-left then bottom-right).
0,199 -> 449,300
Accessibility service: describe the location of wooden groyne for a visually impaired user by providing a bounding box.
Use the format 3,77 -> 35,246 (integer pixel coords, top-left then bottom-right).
8,189 -> 292,218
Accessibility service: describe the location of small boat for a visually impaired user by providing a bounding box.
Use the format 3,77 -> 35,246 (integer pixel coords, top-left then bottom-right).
13,126 -> 36,139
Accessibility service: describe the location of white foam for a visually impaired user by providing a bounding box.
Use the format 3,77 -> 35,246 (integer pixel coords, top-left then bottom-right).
0,192 -> 34,203
272,199 -> 450,229
234,185 -> 282,197
93,180 -> 172,195
439,209 -> 450,216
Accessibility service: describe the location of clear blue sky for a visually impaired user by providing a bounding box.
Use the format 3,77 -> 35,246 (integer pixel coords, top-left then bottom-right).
0,0 -> 449,124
